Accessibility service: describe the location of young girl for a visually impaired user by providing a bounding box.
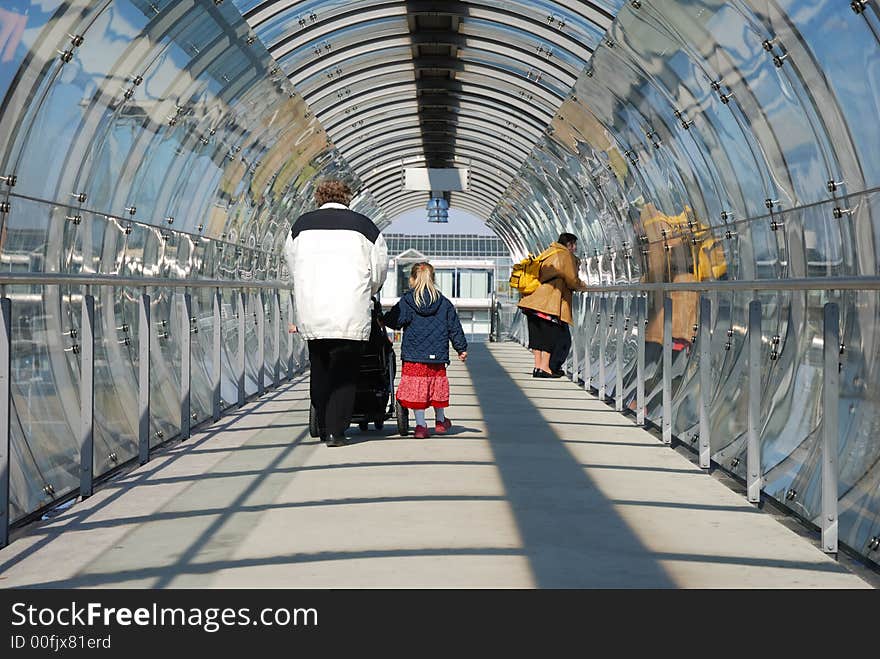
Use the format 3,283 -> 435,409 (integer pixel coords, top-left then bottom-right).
383,262 -> 468,438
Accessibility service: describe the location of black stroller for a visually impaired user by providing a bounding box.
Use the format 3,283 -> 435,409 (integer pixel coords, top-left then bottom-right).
308,297 -> 409,437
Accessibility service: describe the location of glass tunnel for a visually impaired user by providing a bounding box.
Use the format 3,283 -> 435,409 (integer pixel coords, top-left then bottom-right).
0,0 -> 879,569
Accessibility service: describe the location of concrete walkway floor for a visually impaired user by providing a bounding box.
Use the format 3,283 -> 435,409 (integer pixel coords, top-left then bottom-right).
0,343 -> 873,588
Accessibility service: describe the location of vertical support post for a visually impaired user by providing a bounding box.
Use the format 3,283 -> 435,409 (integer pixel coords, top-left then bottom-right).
256,290 -> 265,395
80,292 -> 95,498
662,295 -> 672,444
569,307 -> 579,383
273,289 -> 281,387
0,297 -> 11,547
699,296 -> 712,469
138,292 -> 151,465
287,292 -> 295,379
584,296 -> 594,391
237,290 -> 246,406
599,296 -> 607,400
822,302 -> 840,553
615,296 -> 624,412
212,288 -> 222,421
747,297 -> 762,503
180,291 -> 192,440
637,294 -> 646,427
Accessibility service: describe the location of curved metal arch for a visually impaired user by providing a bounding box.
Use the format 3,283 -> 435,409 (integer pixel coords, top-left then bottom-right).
364,168 -> 515,210
285,29 -> 579,90
370,182 -> 509,221
304,55 -> 568,115
358,149 -> 517,190
335,114 -> 537,158
450,198 -> 496,220
339,124 -> 533,167
347,136 -> 522,177
367,167 -> 509,207
311,73 -> 556,121
333,106 -> 542,156
316,77 -> 556,135
257,0 -> 595,76
259,0 -> 597,64
245,0 -> 615,39
324,94 -> 548,139
381,191 -> 432,217
363,169 -> 514,211
368,162 -> 511,200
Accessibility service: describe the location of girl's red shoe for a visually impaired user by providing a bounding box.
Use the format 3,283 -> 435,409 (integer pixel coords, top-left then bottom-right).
435,418 -> 452,434
413,425 -> 429,439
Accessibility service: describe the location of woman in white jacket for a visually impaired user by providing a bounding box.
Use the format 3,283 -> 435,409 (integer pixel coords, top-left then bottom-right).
283,179 -> 388,446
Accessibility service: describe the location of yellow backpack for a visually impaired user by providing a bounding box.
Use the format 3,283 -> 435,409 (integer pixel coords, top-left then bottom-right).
509,247 -> 562,295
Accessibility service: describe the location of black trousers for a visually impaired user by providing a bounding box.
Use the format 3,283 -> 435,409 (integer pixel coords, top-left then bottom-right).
549,324 -> 572,372
307,339 -> 364,437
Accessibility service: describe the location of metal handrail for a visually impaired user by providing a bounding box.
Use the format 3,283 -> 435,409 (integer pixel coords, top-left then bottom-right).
575,275 -> 880,293
0,274 -> 299,549
0,272 -> 292,290
512,278 -> 857,556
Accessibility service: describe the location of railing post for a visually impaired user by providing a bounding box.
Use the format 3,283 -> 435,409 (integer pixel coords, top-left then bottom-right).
237,290 -> 246,406
599,296 -> 607,400
569,304 -> 579,383
212,288 -> 222,421
662,295 -> 672,444
138,292 -> 150,465
287,292 -> 295,379
180,291 -> 192,440
637,294 -> 646,426
699,296 -> 712,469
80,292 -> 95,498
273,289 -> 281,387
584,295 -> 594,391
747,298 -> 762,503
0,296 -> 11,547
615,295 -> 624,411
822,302 -> 840,553
257,290 -> 265,395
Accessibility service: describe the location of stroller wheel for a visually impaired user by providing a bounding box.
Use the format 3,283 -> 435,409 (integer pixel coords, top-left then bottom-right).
358,420 -> 369,431
395,400 -> 409,436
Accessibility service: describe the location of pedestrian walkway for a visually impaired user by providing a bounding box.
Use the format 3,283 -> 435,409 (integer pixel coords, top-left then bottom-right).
0,343 -> 871,588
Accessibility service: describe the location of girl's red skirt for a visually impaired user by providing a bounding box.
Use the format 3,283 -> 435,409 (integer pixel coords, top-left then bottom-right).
396,361 -> 449,410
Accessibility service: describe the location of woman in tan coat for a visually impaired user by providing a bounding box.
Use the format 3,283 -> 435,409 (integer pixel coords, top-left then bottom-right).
518,233 -> 588,377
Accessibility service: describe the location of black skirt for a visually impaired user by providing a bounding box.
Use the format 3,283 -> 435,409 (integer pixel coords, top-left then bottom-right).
526,313 -> 562,352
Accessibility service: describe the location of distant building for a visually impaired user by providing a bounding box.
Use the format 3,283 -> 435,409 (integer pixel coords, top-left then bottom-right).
380,233 -> 513,340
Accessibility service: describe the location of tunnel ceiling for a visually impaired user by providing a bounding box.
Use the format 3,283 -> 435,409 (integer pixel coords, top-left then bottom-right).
234,0 -> 621,219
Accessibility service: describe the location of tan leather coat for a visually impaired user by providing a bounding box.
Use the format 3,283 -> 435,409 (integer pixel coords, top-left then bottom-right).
517,242 -> 587,325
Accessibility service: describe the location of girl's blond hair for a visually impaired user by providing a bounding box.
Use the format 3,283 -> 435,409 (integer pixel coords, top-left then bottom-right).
409,262 -> 440,307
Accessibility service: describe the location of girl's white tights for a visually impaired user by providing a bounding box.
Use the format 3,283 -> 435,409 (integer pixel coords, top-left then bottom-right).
414,408 -> 446,427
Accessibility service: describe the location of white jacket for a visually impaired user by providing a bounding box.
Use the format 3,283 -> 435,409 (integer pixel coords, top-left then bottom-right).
283,202 -> 388,341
